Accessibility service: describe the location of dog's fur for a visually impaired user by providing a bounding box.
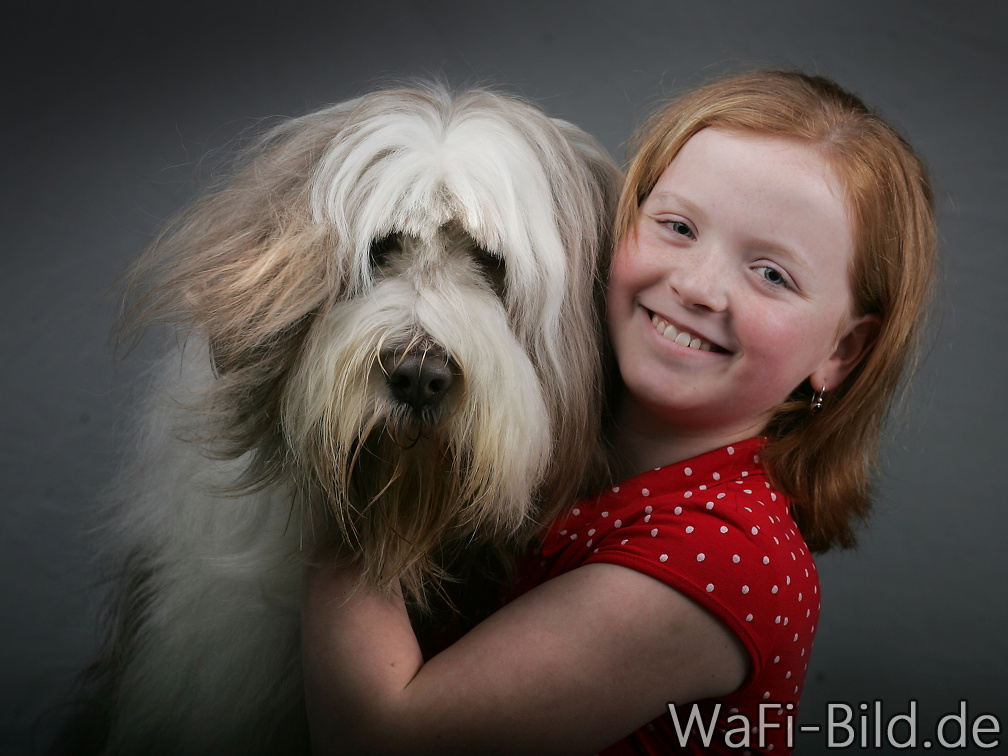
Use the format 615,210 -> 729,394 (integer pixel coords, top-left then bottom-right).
59,83 -> 620,755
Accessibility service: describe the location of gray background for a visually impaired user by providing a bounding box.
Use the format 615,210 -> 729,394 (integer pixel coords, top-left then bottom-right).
3,1 -> 1005,753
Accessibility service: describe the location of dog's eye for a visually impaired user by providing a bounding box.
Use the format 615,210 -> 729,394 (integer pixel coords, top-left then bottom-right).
472,245 -> 507,299
369,234 -> 398,269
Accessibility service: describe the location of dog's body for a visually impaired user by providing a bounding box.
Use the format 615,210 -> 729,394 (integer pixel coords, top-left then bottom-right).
61,84 -> 620,754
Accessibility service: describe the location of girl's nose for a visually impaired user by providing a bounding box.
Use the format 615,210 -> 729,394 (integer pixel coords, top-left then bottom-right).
670,251 -> 729,312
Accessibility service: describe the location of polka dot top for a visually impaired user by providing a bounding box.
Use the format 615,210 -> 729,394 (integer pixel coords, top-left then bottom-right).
513,438 -> 819,755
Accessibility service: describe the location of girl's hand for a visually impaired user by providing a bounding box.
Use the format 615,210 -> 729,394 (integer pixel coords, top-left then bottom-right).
302,560 -> 747,755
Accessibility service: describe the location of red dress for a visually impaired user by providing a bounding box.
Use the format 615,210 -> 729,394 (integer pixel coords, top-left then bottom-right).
511,438 -> 819,755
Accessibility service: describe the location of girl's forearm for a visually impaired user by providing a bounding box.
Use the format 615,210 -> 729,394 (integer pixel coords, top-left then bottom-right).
301,563 -> 427,754
301,560 -> 748,755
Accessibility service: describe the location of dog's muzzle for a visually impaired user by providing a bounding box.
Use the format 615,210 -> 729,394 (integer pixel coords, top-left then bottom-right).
381,346 -> 458,411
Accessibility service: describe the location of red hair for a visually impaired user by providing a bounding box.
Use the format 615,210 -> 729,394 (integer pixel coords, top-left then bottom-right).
617,70 -> 938,550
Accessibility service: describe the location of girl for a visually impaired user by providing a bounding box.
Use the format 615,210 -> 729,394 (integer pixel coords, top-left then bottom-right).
301,70 -> 937,755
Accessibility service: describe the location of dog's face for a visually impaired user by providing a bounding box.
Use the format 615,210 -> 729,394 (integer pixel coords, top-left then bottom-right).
126,85 -> 620,600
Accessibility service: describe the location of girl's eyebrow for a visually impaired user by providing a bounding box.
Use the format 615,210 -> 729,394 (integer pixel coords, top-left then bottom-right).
647,190 -> 702,217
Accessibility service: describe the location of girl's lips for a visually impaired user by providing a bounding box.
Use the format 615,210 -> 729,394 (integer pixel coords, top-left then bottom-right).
646,309 -> 729,354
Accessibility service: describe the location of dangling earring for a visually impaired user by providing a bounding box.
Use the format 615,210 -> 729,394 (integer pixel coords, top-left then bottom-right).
810,384 -> 826,414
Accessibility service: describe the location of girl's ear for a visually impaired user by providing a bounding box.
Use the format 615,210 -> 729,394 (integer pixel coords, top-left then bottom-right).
811,313 -> 882,392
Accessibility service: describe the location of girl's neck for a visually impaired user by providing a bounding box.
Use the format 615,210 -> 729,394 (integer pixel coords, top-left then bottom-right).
606,391 -> 764,483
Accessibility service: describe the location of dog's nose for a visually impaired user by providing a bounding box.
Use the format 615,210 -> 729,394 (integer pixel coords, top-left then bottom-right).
384,351 -> 455,410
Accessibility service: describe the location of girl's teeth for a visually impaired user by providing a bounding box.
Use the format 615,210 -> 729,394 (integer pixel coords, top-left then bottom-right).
651,313 -> 713,352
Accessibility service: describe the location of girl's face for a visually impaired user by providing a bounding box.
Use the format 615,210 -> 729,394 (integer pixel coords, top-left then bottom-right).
607,127 -> 874,443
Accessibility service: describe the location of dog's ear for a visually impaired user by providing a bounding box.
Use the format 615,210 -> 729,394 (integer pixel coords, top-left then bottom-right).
115,107 -> 364,475
117,109 -> 364,367
529,118 -> 623,523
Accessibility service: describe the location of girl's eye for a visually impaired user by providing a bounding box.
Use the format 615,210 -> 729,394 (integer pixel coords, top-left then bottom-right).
663,220 -> 695,239
760,266 -> 791,288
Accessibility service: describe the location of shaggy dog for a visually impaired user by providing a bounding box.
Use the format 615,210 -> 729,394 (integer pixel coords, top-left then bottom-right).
59,83 -> 620,754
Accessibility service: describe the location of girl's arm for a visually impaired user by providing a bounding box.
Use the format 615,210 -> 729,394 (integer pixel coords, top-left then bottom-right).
302,559 -> 748,755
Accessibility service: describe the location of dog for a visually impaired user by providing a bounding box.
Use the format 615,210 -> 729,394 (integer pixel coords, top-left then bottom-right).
57,82 -> 620,755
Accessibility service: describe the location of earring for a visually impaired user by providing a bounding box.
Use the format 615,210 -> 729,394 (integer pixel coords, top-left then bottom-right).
810,384 -> 826,414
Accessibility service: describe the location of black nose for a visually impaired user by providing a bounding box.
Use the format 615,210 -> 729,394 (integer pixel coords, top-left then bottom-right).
384,350 -> 455,410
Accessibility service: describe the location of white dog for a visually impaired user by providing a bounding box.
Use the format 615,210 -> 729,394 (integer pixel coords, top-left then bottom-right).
59,83 -> 620,755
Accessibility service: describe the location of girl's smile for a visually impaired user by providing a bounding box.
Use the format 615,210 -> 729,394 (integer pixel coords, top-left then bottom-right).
607,127 -> 878,463
647,307 -> 730,354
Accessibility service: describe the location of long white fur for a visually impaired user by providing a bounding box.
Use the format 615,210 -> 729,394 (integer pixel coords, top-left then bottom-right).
65,83 -> 620,755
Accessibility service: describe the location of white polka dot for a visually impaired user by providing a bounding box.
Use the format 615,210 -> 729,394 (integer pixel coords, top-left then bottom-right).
560,530 -> 567,535
743,489 -> 752,494
683,491 -> 692,498
642,488 -> 650,497
620,539 -> 628,545
572,508 -> 580,516
659,554 -> 668,563
588,529 -> 595,536
741,585 -> 750,594
570,533 -> 577,540
720,526 -> 729,533
685,526 -> 694,534
674,506 -> 683,515
775,616 -> 781,624
727,446 -> 735,455
706,502 -> 715,510
614,519 -> 622,528
586,539 -> 592,548
650,528 -> 658,537
773,656 -> 780,664
644,514 -> 651,523
753,454 -> 760,463
644,505 -> 653,514
785,671 -> 792,679
706,583 -> 715,592
793,633 -> 799,642
763,692 -> 770,700
612,486 -> 620,493
772,585 -> 779,594
699,484 -> 707,490
732,554 -> 741,563
697,553 -> 706,562
713,472 -> 721,481
601,511 -> 609,517
771,492 -> 777,501
763,556 -> 770,565
745,613 -> 753,622
751,526 -> 760,535
684,467 -> 692,476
